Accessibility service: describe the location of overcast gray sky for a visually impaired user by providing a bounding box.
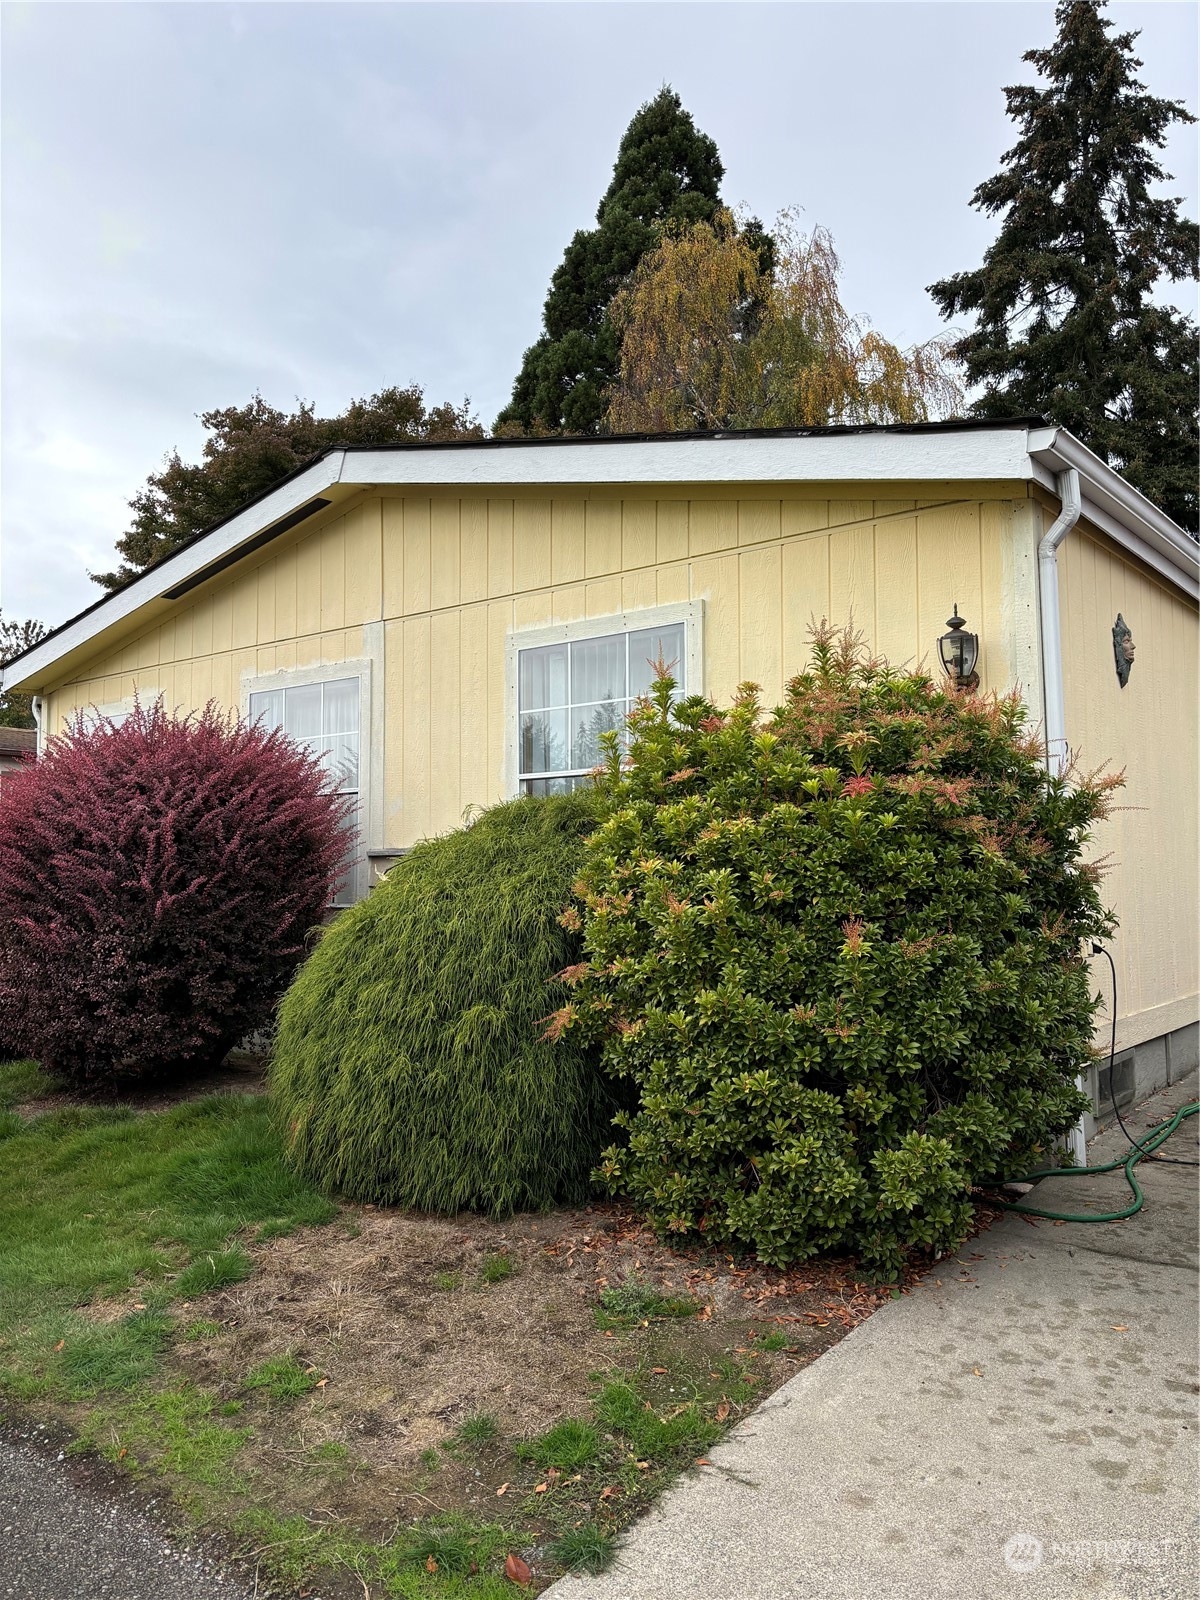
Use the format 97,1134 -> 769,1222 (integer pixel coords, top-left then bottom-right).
2,0 -> 1196,628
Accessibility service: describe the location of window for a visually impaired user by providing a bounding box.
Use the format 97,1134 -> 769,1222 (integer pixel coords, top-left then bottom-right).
517,620 -> 686,795
250,676 -> 360,904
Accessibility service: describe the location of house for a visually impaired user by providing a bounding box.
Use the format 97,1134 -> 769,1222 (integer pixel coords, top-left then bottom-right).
0,726 -> 37,787
3,419 -> 1196,1120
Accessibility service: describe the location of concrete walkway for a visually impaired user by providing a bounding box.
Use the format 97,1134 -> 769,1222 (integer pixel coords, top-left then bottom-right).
546,1075 -> 1199,1600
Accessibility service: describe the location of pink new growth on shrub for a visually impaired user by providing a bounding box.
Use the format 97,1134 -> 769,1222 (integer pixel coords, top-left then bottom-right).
0,699 -> 351,1089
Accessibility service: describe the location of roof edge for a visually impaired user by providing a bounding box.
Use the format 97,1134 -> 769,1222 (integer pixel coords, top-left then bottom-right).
5,421 -> 1195,692
1029,427 -> 1199,599
4,453 -> 346,690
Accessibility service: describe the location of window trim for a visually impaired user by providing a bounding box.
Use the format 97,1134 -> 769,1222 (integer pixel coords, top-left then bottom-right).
504,601 -> 703,798
241,656 -> 374,903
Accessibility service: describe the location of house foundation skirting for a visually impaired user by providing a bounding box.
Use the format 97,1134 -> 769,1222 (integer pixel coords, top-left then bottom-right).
1082,1019 -> 1199,1141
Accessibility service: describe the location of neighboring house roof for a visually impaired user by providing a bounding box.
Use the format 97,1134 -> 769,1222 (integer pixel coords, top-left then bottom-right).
5,419 -> 1197,694
0,727 -> 37,757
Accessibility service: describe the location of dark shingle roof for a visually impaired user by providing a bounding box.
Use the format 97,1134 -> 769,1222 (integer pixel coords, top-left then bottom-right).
0,727 -> 37,756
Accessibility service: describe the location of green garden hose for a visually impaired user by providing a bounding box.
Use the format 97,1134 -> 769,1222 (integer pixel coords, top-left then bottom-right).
994,1099 -> 1199,1223
994,942 -> 1199,1223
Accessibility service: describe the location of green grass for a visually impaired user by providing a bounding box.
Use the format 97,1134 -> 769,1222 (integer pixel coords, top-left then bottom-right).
23,1321 -> 750,1599
480,1252 -> 515,1285
243,1353 -> 318,1401
58,1309 -> 175,1398
433,1271 -> 461,1292
517,1418 -> 601,1472
175,1246 -> 253,1298
270,791 -> 617,1213
756,1328 -> 792,1352
550,1523 -> 615,1575
232,1507 -> 371,1590
491,1359 -> 748,1582
144,1386 -> 252,1487
0,1061 -> 763,1597
72,1382 -> 251,1492
230,1508 -> 520,1599
454,1411 -> 499,1447
82,1358 -> 735,1595
593,1379 -> 720,1460
0,1058 -> 55,1110
594,1277 -> 700,1330
182,1319 -> 221,1341
311,1439 -> 350,1465
380,1516 -> 515,1598
0,1090 -> 336,1397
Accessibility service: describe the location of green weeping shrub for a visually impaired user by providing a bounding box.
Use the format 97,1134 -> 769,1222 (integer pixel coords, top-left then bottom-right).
553,625 -> 1120,1276
271,792 -> 613,1212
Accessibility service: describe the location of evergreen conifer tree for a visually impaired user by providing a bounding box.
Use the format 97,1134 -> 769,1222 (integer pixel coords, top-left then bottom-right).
929,0 -> 1198,532
496,88 -> 727,435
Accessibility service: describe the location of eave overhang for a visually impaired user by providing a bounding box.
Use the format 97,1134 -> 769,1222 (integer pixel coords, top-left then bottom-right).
5,420 -> 1196,694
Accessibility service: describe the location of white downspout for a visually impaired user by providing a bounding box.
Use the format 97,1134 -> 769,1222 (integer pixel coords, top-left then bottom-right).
1037,465 -> 1087,1167
1038,467 -> 1080,780
31,695 -> 46,757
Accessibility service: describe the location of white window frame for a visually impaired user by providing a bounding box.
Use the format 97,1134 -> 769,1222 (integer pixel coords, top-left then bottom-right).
504,601 -> 704,799
241,656 -> 375,903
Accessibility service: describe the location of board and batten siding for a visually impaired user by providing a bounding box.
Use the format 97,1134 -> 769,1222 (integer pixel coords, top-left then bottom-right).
1058,519 -> 1200,1053
46,487 -> 1038,849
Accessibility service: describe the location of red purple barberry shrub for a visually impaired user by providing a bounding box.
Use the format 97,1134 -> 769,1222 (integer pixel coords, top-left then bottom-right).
0,701 -> 350,1089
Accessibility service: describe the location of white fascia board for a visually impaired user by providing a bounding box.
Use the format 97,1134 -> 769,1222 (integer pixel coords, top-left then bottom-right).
1029,428 -> 1199,599
9,424 -> 1194,695
5,454 -> 346,692
1077,494 -> 1199,600
354,429 -> 1037,487
2,430 -> 1037,694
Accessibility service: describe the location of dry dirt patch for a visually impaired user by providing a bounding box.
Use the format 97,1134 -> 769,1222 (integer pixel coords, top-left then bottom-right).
159,1202 -> 889,1545
188,1207 -> 617,1466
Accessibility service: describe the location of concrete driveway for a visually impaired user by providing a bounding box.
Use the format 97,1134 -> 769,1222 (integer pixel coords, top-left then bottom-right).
545,1075 -> 1200,1600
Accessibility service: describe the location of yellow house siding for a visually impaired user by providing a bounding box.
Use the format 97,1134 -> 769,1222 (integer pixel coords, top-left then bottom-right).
1058,522 -> 1199,1051
47,487 -> 1039,854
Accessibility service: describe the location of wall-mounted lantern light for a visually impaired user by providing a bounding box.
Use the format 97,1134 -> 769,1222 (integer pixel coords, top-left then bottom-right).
938,606 -> 980,690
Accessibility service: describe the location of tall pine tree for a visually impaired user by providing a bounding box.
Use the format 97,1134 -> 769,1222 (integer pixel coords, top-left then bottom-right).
496,88 -> 726,435
929,0 -> 1198,532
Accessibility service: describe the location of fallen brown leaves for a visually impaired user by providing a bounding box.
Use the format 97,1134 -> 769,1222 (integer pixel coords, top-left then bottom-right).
504,1552 -> 532,1586
566,1211 -> 900,1312
546,1207 -> 911,1335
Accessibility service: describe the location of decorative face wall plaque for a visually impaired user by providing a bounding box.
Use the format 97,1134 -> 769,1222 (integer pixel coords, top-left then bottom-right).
1112,614 -> 1135,687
